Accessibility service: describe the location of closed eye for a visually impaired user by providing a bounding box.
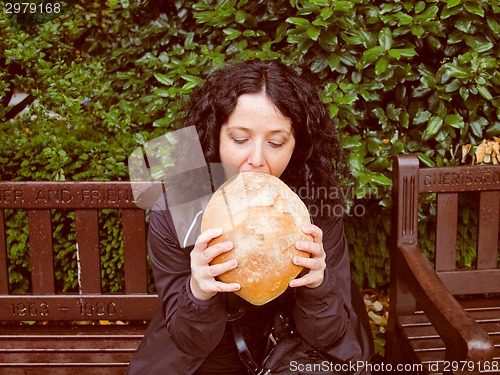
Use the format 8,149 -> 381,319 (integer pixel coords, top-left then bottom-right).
269,142 -> 283,148
232,138 -> 248,144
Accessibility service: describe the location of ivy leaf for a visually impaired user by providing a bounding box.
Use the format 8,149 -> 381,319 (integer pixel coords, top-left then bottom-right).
375,56 -> 389,75
369,173 -> 392,186
153,73 -> 173,86
286,17 -> 310,26
478,86 -> 493,100
425,116 -> 443,136
417,152 -> 436,167
331,1 -> 354,11
378,27 -> 392,50
445,114 -> 464,128
445,65 -> 469,79
464,2 -> 484,16
306,27 -> 321,41
223,28 -> 241,40
469,119 -> 484,138
387,48 -> 417,59
320,7 -> 334,19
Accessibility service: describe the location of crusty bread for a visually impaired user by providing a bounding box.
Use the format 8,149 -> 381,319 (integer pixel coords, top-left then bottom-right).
201,172 -> 312,305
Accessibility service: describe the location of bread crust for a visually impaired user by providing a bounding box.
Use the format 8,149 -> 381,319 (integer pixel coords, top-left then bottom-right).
201,172 -> 312,305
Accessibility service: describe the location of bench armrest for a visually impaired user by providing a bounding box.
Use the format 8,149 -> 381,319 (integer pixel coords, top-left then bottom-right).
396,243 -> 494,362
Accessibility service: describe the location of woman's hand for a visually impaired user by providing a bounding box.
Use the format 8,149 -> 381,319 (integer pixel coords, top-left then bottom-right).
290,224 -> 327,289
189,227 -> 241,301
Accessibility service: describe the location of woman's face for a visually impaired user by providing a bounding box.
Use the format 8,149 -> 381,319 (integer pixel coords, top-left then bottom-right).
219,93 -> 295,178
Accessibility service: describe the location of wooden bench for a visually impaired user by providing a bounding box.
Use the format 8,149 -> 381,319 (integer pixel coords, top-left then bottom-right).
0,181 -> 159,374
386,154 -> 500,374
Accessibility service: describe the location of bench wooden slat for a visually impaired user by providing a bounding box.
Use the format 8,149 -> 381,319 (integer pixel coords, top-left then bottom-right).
75,209 -> 101,294
436,269 -> 500,295
477,191 -> 500,270
388,156 -> 500,372
419,165 -> 500,193
28,209 -> 55,294
0,209 -> 8,294
0,366 -> 128,375
0,325 -> 147,375
0,295 -> 159,321
0,181 -> 159,372
435,193 -> 458,272
122,209 -> 148,293
0,181 -> 139,209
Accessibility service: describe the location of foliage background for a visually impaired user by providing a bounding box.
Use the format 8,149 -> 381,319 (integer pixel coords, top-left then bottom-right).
1,0 -> 499,296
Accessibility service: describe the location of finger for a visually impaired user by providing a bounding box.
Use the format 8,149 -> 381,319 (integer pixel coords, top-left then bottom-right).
207,258 -> 238,278
213,280 -> 241,293
289,270 -> 323,288
295,240 -> 322,257
293,256 -> 324,270
193,227 -> 223,252
302,224 -> 323,244
201,241 -> 233,262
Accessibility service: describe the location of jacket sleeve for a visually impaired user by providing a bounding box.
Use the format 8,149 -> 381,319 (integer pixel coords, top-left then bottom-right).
292,215 -> 350,349
148,207 -> 228,357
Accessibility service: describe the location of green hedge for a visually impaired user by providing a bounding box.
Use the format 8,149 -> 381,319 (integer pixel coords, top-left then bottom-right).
1,0 -> 499,292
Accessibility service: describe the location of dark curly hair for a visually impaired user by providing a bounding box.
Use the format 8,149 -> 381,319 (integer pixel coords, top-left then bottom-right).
178,59 -> 350,221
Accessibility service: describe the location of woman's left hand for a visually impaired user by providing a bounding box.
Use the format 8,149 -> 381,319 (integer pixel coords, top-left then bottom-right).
289,224 -> 327,289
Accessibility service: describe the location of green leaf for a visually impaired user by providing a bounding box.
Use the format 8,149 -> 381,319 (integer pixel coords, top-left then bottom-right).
223,28 -> 241,40
369,174 -> 392,186
469,119 -> 484,138
446,65 -> 469,79
378,28 -> 392,50
331,1 -> 354,11
320,7 -> 334,19
328,53 -> 341,70
477,86 -> 493,100
464,2 -> 484,16
417,153 -> 436,167
387,48 -> 417,59
426,116 -> 443,136
286,17 -> 310,26
375,56 -> 389,75
306,27 -> 321,41
486,122 -> 500,137
153,118 -> 171,127
446,0 -> 462,8
459,86 -> 469,100
154,73 -> 173,86
445,114 -> 465,128
235,10 -> 245,24
411,25 -> 425,38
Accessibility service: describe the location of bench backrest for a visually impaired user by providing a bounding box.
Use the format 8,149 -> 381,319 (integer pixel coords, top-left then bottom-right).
392,154 -> 500,296
0,181 -> 159,322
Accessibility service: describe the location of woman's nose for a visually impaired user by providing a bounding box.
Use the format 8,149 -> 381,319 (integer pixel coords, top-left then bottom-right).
247,143 -> 265,167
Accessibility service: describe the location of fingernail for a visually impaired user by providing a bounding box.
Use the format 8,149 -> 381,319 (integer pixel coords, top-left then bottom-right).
215,227 -> 223,235
226,241 -> 233,249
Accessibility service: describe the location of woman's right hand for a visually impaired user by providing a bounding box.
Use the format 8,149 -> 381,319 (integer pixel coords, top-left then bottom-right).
189,227 -> 240,301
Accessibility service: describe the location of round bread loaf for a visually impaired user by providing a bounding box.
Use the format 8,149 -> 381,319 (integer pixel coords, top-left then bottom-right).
201,172 -> 312,305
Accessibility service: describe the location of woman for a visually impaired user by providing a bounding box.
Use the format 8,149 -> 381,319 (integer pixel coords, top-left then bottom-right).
126,59 -> 373,375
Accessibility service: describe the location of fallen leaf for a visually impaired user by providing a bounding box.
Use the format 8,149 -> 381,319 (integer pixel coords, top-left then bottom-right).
462,144 -> 471,163
372,300 -> 384,312
368,311 -> 383,325
476,141 -> 487,163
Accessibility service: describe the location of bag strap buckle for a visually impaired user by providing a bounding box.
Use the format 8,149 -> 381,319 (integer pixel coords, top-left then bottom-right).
227,306 -> 246,321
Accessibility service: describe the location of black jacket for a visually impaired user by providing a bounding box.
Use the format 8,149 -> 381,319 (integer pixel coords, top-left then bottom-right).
126,201 -> 373,375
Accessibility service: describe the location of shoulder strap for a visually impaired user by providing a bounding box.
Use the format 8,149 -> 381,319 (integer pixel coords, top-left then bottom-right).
226,293 -> 268,375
